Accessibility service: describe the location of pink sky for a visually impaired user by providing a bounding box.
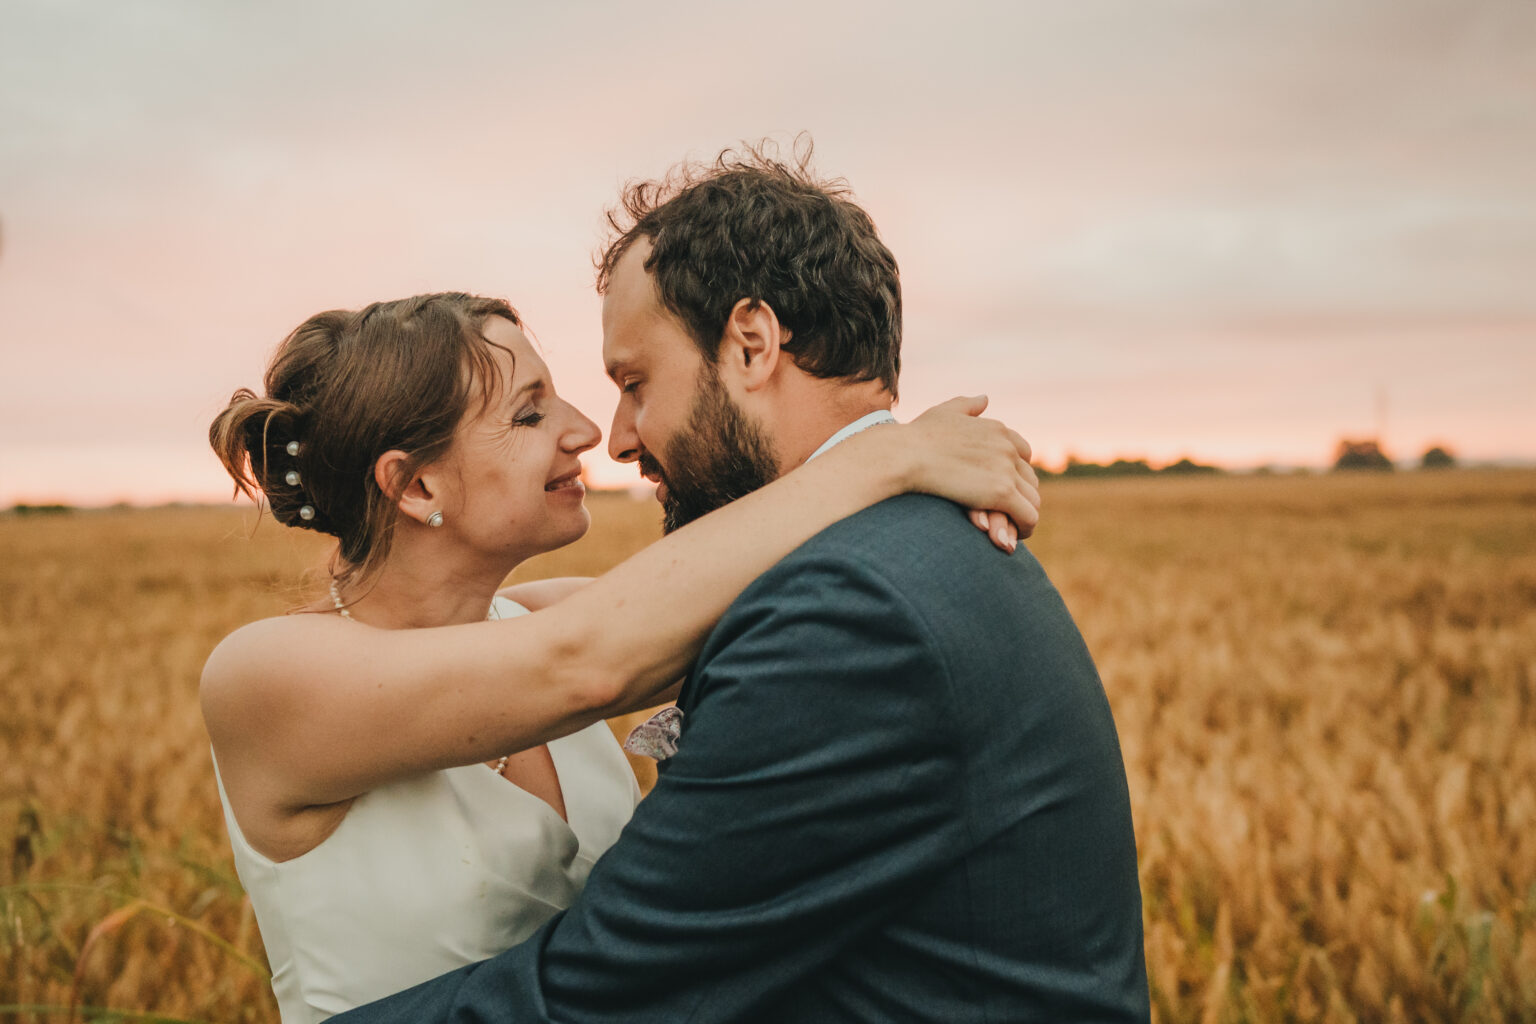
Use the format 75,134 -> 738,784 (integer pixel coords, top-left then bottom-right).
2,1 -> 1533,505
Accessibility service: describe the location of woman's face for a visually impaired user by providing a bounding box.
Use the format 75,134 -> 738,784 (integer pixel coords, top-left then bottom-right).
436,316 -> 602,562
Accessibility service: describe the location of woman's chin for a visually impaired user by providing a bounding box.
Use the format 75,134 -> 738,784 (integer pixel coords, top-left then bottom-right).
558,508 -> 592,547
514,504 -> 591,560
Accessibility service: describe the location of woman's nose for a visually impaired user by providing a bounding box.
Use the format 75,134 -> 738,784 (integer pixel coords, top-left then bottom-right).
563,402 -> 602,455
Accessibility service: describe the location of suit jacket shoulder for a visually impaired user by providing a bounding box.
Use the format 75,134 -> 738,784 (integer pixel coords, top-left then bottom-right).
682,492 -> 1098,735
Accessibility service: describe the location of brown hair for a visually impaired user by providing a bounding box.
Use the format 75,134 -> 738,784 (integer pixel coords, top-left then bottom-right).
209,292 -> 519,590
596,136 -> 901,397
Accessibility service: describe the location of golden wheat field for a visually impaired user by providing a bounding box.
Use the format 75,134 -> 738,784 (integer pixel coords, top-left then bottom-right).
3,471 -> 1534,1023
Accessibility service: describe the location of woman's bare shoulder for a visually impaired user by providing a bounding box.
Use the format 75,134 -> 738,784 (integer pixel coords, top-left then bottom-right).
200,614 -> 349,728
496,576 -> 593,612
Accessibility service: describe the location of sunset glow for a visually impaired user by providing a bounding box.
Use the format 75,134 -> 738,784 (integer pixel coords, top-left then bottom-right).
2,1 -> 1533,506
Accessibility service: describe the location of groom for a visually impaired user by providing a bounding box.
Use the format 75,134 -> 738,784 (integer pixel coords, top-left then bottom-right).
339,147 -> 1150,1022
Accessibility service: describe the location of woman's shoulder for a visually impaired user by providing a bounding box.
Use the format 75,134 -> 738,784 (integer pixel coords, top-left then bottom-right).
204,611 -> 343,673
200,613 -> 349,724
495,576 -> 592,612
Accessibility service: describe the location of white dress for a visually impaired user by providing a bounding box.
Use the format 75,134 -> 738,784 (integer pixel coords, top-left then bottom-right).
213,597 -> 642,1023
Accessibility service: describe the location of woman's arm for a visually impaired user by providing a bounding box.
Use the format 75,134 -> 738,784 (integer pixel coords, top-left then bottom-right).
500,580 -> 685,719
202,397 -> 1037,810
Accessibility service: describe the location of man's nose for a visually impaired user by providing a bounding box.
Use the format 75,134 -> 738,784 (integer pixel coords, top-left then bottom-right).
608,402 -> 641,463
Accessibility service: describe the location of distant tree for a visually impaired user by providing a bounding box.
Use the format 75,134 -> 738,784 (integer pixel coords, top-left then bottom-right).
1160,457 -> 1220,476
1061,457 -> 1152,478
1060,456 -> 1212,478
1332,438 -> 1394,472
1420,445 -> 1457,470
1061,456 -> 1105,479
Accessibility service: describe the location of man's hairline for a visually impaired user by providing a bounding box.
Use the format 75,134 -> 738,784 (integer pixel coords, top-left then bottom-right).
600,228 -> 899,396
596,229 -> 650,298
601,235 -> 734,382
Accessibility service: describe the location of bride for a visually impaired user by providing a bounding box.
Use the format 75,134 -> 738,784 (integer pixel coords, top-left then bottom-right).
202,291 -> 1039,1022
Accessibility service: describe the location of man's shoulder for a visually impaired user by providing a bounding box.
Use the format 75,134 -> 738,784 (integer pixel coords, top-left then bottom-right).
822,492 -> 968,541
738,493 -> 1042,610
794,493 -> 1029,576
689,492 -> 1086,719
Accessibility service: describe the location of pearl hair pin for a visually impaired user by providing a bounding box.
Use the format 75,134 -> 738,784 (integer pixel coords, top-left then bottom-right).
299,505 -> 315,521
286,441 -> 301,456
285,470 -> 301,486
328,580 -> 505,774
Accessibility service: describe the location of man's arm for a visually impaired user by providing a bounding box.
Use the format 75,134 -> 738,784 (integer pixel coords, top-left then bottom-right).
336,546 -> 969,1024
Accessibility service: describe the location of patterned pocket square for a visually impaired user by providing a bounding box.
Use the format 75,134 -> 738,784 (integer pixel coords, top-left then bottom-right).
623,705 -> 684,761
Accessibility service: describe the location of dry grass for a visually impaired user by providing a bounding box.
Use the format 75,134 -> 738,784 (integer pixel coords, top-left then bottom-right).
2,474 -> 1533,1022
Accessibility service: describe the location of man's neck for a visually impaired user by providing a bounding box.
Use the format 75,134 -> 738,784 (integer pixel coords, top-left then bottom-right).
804,409 -> 898,463
770,383 -> 894,474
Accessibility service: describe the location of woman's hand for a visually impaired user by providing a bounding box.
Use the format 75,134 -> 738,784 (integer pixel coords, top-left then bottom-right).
897,395 -> 1040,552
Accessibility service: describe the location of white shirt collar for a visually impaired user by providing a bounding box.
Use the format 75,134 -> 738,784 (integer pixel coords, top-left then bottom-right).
805,410 -> 897,463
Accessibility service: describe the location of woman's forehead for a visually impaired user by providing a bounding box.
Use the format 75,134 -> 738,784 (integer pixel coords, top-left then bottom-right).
479,316 -> 551,394
482,314 -> 530,356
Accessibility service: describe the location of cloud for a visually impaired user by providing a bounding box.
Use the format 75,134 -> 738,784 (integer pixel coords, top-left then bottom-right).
1029,194 -> 1536,319
1,0 -> 1534,502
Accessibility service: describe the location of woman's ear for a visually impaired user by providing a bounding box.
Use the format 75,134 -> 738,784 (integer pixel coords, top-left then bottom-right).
374,450 -> 439,526
717,298 -> 786,393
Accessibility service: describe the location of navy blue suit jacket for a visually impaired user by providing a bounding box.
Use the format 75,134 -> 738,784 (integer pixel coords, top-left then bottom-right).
336,495 -> 1149,1022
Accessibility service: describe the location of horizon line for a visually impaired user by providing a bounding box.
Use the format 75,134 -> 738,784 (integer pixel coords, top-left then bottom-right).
8,460 -> 1535,513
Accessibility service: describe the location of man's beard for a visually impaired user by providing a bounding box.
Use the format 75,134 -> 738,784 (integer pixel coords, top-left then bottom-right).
646,364 -> 778,534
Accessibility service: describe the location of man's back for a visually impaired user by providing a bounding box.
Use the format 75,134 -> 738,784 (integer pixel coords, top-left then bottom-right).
337,494 -> 1148,1023
704,494 -> 1148,1021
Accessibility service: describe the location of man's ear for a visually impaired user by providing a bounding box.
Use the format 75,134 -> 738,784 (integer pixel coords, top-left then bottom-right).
374,450 -> 440,526
717,298 -> 787,392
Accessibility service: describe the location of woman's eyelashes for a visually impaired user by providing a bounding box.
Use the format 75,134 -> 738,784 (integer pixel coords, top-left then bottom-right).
511,406 -> 546,428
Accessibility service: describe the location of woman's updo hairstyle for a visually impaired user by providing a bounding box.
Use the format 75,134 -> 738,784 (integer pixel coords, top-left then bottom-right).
210,292 -> 519,588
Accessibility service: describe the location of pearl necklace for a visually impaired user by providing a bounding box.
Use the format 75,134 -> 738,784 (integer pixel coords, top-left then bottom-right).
329,580 -> 509,775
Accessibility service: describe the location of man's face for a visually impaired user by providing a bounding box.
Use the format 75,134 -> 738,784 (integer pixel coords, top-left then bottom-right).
602,240 -> 778,532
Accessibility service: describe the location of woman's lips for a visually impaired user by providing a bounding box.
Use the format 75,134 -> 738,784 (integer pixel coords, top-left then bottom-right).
545,470 -> 584,494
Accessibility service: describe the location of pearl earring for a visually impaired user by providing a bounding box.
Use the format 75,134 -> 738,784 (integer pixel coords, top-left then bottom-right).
426,511 -> 444,528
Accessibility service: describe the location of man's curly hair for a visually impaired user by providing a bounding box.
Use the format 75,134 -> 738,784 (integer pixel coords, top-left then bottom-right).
596,137 -> 900,397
